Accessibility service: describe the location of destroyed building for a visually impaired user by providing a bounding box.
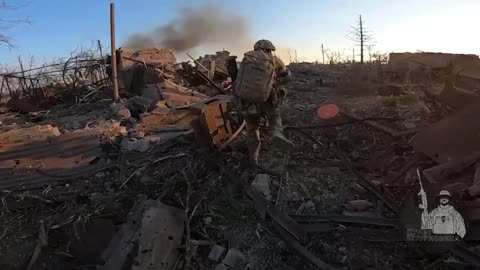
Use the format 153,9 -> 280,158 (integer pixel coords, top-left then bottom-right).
2,46 -> 480,270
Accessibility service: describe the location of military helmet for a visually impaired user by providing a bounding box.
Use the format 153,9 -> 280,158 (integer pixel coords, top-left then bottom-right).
438,190 -> 451,197
254,39 -> 276,51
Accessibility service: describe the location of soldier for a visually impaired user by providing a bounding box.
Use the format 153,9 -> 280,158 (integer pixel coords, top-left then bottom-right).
419,190 -> 466,238
235,39 -> 293,165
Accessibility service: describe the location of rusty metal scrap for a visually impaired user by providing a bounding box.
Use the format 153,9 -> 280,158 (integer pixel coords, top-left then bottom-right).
101,197 -> 147,270
133,201 -> 185,270
412,99 -> 480,163
0,128 -> 106,190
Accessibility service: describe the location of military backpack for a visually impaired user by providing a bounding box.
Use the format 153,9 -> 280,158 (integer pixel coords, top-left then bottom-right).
235,50 -> 276,103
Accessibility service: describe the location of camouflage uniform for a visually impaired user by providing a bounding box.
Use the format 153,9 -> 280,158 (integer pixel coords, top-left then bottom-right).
239,40 -> 292,164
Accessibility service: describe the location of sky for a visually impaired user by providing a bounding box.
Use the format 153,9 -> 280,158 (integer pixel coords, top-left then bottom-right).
0,0 -> 480,67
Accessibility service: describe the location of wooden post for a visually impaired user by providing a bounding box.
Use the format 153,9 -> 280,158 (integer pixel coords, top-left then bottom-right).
97,40 -> 106,83
110,3 -> 120,103
0,76 -> 4,103
4,77 -> 13,100
321,44 -> 325,64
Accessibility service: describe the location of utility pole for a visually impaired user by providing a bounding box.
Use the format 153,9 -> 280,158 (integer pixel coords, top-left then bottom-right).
352,47 -> 355,63
295,49 -> 298,63
110,3 -> 120,103
321,44 -> 325,64
359,15 -> 364,64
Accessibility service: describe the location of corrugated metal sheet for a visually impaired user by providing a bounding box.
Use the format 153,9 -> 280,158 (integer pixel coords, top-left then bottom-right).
0,129 -> 107,190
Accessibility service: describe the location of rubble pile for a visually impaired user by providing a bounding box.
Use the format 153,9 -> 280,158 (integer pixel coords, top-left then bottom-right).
2,49 -> 480,270
115,48 -> 179,95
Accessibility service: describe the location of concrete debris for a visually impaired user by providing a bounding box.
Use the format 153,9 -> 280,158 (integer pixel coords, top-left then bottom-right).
120,137 -> 151,152
111,102 -> 131,119
141,84 -> 163,103
221,248 -> 245,268
128,129 -> 145,139
144,130 -> 189,145
116,48 -> 176,94
304,200 -> 316,210
115,108 -> 132,120
344,200 -> 374,211
251,174 -> 271,200
214,263 -> 228,270
128,96 -> 154,115
91,120 -> 128,139
208,245 -> 226,262
196,51 -> 231,80
151,100 -> 168,110
121,48 -> 176,67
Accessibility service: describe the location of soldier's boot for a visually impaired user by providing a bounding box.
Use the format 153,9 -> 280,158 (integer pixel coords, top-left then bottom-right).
247,129 -> 261,165
269,114 -> 294,152
271,130 -> 294,152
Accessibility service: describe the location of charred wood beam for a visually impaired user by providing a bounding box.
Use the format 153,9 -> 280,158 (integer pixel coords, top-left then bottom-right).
272,223 -> 338,270
289,214 -> 399,228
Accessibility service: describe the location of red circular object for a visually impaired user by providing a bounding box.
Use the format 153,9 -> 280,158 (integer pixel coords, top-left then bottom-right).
316,104 -> 340,119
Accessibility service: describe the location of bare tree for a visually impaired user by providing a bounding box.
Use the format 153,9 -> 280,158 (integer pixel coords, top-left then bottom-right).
348,15 -> 375,64
0,1 -> 31,48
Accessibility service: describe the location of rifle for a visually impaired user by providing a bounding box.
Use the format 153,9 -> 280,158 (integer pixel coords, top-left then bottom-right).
417,168 -> 428,210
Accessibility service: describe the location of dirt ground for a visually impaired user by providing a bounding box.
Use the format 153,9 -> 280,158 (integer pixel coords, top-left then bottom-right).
1,62 -> 479,270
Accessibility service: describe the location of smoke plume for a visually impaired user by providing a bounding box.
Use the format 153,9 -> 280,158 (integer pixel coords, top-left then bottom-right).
123,3 -> 252,55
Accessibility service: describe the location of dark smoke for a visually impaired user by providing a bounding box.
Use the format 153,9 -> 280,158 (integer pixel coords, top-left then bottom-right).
124,34 -> 155,50
123,3 -> 252,53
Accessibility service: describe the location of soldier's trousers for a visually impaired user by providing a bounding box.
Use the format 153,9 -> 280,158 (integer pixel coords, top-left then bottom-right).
241,99 -> 284,160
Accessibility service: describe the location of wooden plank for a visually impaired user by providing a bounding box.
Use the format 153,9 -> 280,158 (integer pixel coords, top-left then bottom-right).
246,187 -> 306,241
